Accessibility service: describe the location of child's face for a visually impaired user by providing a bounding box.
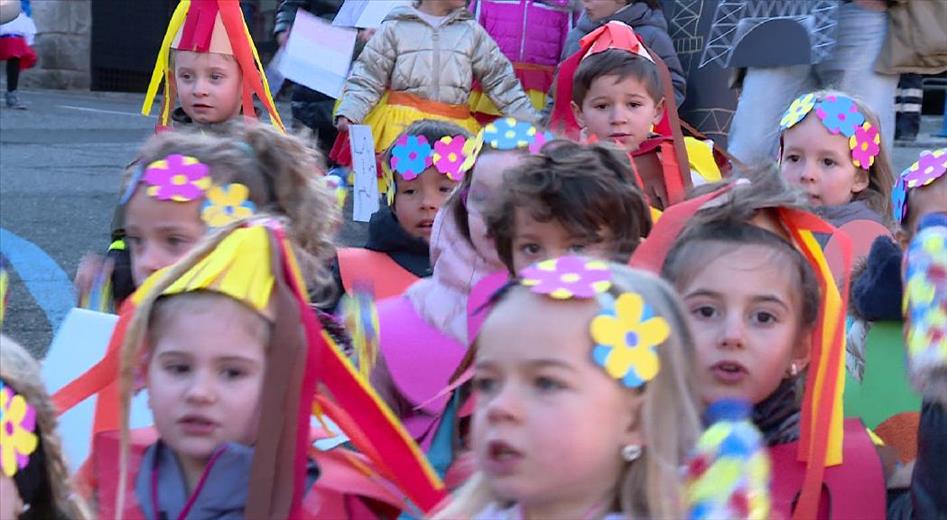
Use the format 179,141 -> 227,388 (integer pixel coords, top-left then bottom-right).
393,168 -> 457,241
573,74 -> 664,152
125,189 -> 206,286
174,50 -> 243,125
472,289 -> 641,516
780,114 -> 869,207
678,244 -> 809,405
511,209 -> 611,274
467,152 -> 524,264
147,299 -> 267,468
581,0 -> 628,21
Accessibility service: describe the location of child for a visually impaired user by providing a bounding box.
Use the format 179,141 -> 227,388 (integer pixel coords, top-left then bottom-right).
91,221 -> 446,518
658,175 -> 944,518
1,334 -> 91,520
0,0 -> 36,109
551,22 -> 723,210
436,258 -> 702,518
468,0 -> 573,120
333,0 -> 537,158
76,122 -> 339,307
371,118 -> 554,449
141,0 -> 283,131
485,140 -> 652,274
336,120 -> 470,300
561,0 -> 685,106
778,90 -> 894,227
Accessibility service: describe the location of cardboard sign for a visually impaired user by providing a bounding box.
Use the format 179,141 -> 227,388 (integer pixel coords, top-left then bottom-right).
279,9 -> 357,98
333,0 -> 409,28
349,124 -> 380,222
42,308 -> 152,471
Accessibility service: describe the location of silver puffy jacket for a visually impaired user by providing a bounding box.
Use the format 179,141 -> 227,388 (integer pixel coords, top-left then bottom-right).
336,6 -> 538,123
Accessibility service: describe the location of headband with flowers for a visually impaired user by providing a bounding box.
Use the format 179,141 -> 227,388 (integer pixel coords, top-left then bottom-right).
0,379 -> 39,478
891,148 -> 947,224
779,93 -> 881,170
120,154 -> 256,228
519,255 -> 669,389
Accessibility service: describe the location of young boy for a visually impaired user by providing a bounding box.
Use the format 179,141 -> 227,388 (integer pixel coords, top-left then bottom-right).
335,121 -> 469,301
484,140 -> 652,274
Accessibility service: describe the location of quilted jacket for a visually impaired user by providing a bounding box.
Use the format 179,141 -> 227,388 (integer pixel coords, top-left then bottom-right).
471,0 -> 573,68
335,5 -> 538,123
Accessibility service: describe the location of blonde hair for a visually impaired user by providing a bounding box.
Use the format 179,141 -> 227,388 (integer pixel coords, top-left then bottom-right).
779,90 -> 894,222
127,122 -> 341,303
435,265 -> 702,519
0,334 -> 92,520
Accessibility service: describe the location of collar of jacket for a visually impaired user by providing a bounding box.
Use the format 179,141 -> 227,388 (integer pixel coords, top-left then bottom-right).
385,5 -> 474,26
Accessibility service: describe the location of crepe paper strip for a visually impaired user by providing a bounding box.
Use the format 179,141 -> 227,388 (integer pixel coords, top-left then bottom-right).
824,219 -> 890,283
777,208 -> 850,520
0,381 -> 40,478
685,400 -> 771,520
201,183 -> 257,228
389,134 -> 433,180
341,287 -> 381,380
142,154 -> 212,202
903,215 -> 947,400
590,292 -> 669,389
79,259 -> 114,314
520,256 -> 612,299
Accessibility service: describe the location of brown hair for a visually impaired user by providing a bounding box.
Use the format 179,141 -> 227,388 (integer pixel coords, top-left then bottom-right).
0,335 -> 92,520
382,119 -> 470,204
436,265 -> 702,519
485,140 -> 652,273
127,122 -> 340,303
573,49 -> 663,107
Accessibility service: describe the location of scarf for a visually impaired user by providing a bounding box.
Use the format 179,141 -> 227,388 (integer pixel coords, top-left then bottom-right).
753,376 -> 804,447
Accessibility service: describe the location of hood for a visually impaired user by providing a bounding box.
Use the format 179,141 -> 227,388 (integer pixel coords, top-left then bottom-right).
385,5 -> 474,26
814,200 -> 884,229
366,206 -> 430,257
576,2 -> 668,34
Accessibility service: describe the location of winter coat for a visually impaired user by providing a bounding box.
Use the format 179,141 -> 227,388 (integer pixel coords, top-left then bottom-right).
364,205 -> 432,278
471,0 -> 572,68
562,2 -> 686,106
852,235 -> 903,322
875,0 -> 947,75
336,6 -> 537,123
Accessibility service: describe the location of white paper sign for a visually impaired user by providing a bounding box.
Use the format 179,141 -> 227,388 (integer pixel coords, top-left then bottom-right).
349,124 -> 380,222
279,9 -> 356,98
333,0 -> 409,28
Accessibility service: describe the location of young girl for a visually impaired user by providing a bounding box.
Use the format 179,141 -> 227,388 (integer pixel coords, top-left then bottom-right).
436,258 -> 702,518
371,118 -> 554,449
97,220 -> 446,518
657,174 -> 944,518
778,90 -> 895,227
1,334 -> 91,520
336,120 -> 470,300
333,0 -> 537,159
484,140 -> 652,274
0,0 -> 36,109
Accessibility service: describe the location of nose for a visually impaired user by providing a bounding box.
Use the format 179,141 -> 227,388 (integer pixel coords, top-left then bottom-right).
420,186 -> 439,210
133,244 -> 165,284
192,76 -> 210,97
609,105 -> 629,126
719,314 -> 745,350
184,369 -> 216,404
485,382 -> 521,424
799,161 -> 818,185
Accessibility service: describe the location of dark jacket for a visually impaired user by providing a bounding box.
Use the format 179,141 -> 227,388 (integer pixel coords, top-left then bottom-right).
562,2 -> 686,106
364,206 -> 432,278
852,235 -> 903,322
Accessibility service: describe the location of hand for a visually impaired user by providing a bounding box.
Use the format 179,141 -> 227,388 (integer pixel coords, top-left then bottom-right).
276,29 -> 289,47
335,116 -> 353,132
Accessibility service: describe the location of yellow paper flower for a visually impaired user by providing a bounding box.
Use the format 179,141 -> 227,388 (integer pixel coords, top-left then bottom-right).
201,183 -> 256,228
590,292 -> 669,387
0,383 -> 39,477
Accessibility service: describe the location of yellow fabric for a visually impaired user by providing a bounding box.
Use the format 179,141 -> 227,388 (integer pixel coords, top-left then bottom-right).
132,225 -> 275,319
362,92 -> 481,153
684,136 -> 722,184
468,89 -> 546,117
108,239 -> 126,252
649,206 -> 663,223
866,428 -> 885,446
142,0 -> 190,118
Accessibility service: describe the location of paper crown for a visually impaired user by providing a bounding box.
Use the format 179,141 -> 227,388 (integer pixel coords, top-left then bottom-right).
779,93 -> 881,171
142,0 -> 284,131
381,133 -> 473,204
891,148 -> 947,224
519,256 -> 669,389
628,183 -> 850,520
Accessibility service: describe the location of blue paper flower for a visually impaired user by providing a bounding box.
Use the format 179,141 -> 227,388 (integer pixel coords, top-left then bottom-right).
389,134 -> 433,180
813,95 -> 864,137
483,118 -> 540,151
891,178 -> 908,223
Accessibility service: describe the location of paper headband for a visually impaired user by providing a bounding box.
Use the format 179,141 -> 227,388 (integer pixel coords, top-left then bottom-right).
478,117 -> 555,155
120,154 -> 256,228
903,213 -> 947,395
779,93 -> 881,170
0,380 -> 39,478
891,148 -> 947,223
520,256 -> 669,388
389,134 -> 472,182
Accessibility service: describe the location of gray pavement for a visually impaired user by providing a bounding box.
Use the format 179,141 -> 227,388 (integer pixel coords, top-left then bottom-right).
1,88 -> 944,356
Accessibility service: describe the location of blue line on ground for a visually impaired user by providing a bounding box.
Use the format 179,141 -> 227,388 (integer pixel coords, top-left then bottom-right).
0,228 -> 76,329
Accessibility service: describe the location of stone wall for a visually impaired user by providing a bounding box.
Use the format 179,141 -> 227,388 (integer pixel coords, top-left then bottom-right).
21,0 -> 91,90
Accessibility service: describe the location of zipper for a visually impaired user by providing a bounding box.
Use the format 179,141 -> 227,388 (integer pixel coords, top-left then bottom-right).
518,1 -> 528,62
433,27 -> 440,100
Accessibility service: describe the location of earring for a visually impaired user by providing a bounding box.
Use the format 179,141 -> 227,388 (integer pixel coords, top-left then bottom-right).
789,363 -> 799,377
621,444 -> 642,462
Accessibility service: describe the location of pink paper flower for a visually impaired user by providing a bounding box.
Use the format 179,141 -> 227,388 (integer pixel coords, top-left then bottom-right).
143,154 -> 212,202
848,122 -> 880,169
432,135 -> 468,181
520,255 -> 612,299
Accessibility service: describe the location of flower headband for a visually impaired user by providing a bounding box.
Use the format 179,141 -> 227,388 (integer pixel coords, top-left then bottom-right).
779,93 -> 881,170
388,133 -> 472,182
519,256 -> 669,388
0,379 -> 39,478
120,154 -> 256,228
891,148 -> 947,223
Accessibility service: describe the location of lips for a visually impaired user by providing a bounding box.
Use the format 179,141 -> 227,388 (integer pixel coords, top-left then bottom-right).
710,360 -> 749,384
416,219 -> 434,229
482,439 -> 523,476
177,414 -> 219,436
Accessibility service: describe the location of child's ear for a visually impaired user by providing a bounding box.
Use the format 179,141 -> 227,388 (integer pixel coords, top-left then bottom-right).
851,168 -> 870,194
791,330 -> 812,374
620,389 -> 647,448
571,100 -> 586,129
651,97 -> 666,128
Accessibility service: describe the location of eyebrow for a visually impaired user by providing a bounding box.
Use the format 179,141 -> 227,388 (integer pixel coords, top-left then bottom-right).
685,289 -> 790,310
476,358 -> 577,372
156,351 -> 259,364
